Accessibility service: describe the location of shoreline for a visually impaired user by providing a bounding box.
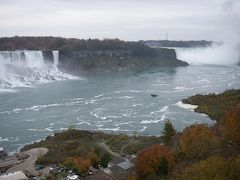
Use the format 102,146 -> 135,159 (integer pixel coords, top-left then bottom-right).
176,101 -> 198,111
176,101 -> 211,118
3,100 -> 212,154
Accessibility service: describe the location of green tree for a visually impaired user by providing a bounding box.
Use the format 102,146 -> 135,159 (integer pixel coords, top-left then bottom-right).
162,119 -> 176,144
100,153 -> 112,168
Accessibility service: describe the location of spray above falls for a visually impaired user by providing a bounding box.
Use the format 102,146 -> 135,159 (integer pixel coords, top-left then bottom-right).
0,50 -> 77,89
175,43 -> 240,65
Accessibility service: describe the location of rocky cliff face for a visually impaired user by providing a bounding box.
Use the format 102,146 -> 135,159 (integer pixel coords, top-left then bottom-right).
59,48 -> 188,73
0,36 -> 188,73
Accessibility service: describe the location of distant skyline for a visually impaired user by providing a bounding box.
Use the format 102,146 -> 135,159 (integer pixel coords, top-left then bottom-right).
0,0 -> 239,41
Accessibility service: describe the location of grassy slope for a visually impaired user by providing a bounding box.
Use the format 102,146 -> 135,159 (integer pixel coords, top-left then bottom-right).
22,129 -> 162,165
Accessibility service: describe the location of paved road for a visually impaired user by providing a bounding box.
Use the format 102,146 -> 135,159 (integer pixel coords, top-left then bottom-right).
7,148 -> 49,176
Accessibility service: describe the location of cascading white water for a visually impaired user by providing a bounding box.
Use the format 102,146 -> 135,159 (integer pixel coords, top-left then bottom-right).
0,51 -> 23,65
0,50 -> 77,89
24,51 -> 45,67
0,50 -> 45,67
52,50 -> 59,66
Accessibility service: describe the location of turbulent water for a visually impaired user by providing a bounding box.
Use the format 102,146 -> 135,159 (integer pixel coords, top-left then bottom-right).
0,50 -> 240,152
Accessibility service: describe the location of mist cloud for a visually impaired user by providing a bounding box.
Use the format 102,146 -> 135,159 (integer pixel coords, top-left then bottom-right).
175,0 -> 240,65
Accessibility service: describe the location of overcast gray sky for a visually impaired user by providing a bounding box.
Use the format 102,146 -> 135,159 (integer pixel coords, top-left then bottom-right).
0,0 -> 239,41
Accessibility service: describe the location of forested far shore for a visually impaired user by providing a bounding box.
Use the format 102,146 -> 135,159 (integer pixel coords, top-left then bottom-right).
143,40 -> 221,47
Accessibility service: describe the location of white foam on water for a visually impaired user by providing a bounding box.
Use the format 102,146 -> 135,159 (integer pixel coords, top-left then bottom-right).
0,137 -> 8,142
96,124 -> 104,127
43,127 -> 54,132
160,106 -> 168,112
28,127 -> 53,132
94,96 -> 134,103
84,99 -> 98,104
95,127 -> 120,131
90,108 -> 108,119
132,104 -> 143,107
140,118 -> 164,124
94,94 -> 106,98
28,128 -> 43,132
0,89 -> 18,93
116,121 -> 132,126
172,86 -> 195,92
174,86 -> 184,90
139,126 -> 147,132
113,90 -> 140,93
0,137 -> 19,142
176,101 -> 198,111
140,106 -> 169,124
1,103 -> 64,115
77,122 -> 93,126
122,113 -> 133,118
24,119 -> 36,122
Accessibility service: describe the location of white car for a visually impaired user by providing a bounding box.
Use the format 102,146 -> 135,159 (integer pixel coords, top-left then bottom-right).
67,175 -> 80,180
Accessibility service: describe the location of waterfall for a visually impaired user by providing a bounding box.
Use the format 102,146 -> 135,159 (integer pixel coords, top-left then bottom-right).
24,51 -> 44,67
0,50 -> 77,89
0,50 -> 45,67
52,50 -> 59,66
174,44 -> 240,65
0,51 -> 23,64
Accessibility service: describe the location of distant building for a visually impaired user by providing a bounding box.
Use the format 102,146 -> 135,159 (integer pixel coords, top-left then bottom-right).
0,147 -> 7,159
0,171 -> 28,180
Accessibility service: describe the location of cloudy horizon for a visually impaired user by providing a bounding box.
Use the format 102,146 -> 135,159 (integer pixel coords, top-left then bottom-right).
0,0 -> 239,41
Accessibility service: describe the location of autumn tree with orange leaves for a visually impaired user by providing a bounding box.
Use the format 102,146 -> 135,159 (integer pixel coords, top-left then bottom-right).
135,144 -> 174,179
179,124 -> 217,160
64,157 -> 91,175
